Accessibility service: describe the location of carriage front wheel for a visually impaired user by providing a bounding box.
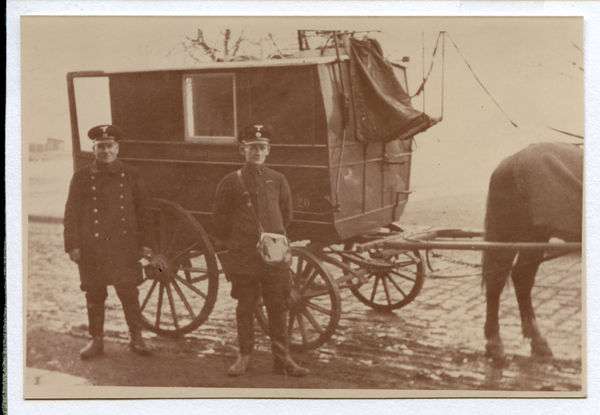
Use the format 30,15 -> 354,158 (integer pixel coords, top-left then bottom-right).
139,198 -> 219,337
255,247 -> 342,352
345,246 -> 425,312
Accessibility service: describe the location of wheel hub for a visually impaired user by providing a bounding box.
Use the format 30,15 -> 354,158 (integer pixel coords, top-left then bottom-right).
359,257 -> 397,273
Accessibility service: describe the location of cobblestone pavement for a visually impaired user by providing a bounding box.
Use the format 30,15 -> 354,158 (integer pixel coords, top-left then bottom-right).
26,220 -> 583,391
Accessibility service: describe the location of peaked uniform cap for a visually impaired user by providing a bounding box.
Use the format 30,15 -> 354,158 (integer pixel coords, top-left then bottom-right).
88,125 -> 123,142
239,124 -> 273,144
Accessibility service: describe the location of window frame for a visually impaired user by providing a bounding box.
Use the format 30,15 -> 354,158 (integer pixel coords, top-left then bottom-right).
183,73 -> 238,145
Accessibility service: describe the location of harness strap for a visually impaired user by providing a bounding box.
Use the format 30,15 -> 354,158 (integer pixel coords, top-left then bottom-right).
236,170 -> 264,233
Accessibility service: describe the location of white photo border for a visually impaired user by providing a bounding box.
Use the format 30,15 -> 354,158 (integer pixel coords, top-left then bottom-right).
7,1 -> 600,413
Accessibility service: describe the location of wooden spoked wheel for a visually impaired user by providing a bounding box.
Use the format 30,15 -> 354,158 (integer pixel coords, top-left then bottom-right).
139,198 -> 219,337
345,246 -> 425,312
255,247 -> 342,352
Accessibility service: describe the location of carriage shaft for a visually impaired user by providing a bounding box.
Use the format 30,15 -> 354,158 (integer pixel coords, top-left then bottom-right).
358,240 -> 582,253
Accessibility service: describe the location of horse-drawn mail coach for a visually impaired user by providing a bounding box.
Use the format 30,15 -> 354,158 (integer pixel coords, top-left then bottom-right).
67,33 -> 580,355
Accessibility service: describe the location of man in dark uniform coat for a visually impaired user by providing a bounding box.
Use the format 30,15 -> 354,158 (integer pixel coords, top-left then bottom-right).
213,124 -> 309,377
64,125 -> 153,359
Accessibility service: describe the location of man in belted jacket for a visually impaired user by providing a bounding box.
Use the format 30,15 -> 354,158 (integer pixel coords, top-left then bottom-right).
212,124 -> 309,377
64,124 -> 153,359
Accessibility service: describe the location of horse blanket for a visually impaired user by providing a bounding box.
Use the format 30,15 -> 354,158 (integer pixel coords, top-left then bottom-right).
486,142 -> 583,242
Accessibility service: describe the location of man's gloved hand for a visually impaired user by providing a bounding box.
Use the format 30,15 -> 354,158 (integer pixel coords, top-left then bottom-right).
69,248 -> 81,264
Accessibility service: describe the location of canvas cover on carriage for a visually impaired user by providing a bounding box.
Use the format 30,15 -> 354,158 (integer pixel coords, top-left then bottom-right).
346,37 -> 438,143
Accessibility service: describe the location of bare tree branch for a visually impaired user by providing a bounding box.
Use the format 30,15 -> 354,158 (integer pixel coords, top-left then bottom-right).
231,29 -> 246,56
268,32 -> 286,59
186,29 -> 219,62
223,29 -> 231,57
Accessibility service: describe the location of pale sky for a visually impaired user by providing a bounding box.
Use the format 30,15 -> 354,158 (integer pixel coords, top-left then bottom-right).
21,16 -> 584,197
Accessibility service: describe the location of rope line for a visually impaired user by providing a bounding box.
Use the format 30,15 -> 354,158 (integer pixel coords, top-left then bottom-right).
441,33 -> 445,118
544,125 -> 584,139
445,33 -> 518,128
411,32 -> 444,99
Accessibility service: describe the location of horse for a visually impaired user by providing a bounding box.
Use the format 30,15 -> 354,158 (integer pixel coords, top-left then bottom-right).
482,142 -> 583,362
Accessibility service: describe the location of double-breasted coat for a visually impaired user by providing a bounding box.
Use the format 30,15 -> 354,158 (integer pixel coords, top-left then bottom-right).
64,159 -> 152,290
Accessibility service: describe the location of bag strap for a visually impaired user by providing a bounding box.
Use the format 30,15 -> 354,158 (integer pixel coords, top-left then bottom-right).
236,170 -> 264,233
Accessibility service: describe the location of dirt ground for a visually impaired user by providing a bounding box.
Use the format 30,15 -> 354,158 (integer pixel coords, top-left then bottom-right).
23,158 -> 583,395
25,216 -> 583,396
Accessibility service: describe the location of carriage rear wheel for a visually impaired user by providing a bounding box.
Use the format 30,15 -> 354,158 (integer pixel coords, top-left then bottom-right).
345,245 -> 425,312
139,198 -> 219,337
255,247 -> 342,352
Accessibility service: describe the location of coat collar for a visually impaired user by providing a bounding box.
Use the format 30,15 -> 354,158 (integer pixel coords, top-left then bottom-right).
242,163 -> 267,175
91,158 -> 122,173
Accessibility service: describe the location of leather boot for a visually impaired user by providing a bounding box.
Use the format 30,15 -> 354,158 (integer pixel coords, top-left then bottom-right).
236,310 -> 255,356
129,331 -> 152,356
228,310 -> 255,376
120,290 -> 152,356
80,336 -> 104,360
272,343 -> 310,377
80,304 -> 105,360
228,354 -> 253,376
270,311 -> 309,377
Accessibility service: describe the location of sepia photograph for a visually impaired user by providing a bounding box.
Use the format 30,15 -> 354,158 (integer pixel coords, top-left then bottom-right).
13,9 -> 592,406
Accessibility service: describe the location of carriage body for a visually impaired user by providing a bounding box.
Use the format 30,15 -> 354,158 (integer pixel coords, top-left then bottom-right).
67,42 -> 438,348
67,53 -> 414,245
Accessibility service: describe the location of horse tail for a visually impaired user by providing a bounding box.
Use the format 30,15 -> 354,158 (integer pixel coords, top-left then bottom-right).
481,154 -> 523,290
481,191 -> 492,290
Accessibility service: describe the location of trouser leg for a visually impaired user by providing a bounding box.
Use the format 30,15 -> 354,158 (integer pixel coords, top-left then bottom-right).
268,305 -> 289,364
226,299 -> 256,376
115,284 -> 151,356
115,284 -> 142,334
236,300 -> 256,355
263,270 -> 309,377
230,276 -> 260,355
228,276 -> 260,375
85,287 -> 107,337
80,287 -> 108,359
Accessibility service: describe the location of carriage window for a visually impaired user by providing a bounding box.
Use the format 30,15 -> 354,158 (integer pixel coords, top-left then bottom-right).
184,74 -> 237,144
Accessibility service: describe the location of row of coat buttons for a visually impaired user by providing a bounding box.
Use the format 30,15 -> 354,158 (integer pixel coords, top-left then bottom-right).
91,194 -> 124,199
91,206 -> 125,211
94,230 -> 127,237
91,173 -> 128,238
91,187 -> 125,193
91,173 -> 125,179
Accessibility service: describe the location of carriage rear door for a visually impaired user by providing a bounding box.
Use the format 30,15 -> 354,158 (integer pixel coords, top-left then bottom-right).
382,63 -> 413,222
67,72 -> 112,171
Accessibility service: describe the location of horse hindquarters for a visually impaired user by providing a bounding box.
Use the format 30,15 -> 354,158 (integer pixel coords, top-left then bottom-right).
482,156 -> 528,360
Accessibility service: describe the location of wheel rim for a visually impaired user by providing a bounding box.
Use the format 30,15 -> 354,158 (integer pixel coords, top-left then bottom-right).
347,247 -> 425,311
255,247 -> 342,352
139,198 -> 219,337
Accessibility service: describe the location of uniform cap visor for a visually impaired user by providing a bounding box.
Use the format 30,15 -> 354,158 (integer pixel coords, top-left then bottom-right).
242,138 -> 270,145
92,138 -> 118,144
